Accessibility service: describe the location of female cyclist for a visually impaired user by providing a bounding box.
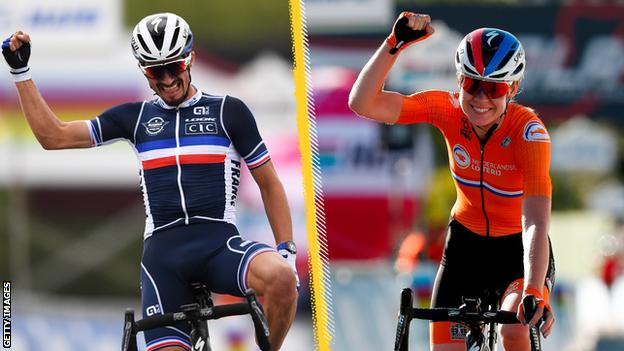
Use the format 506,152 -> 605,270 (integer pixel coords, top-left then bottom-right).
349,12 -> 555,351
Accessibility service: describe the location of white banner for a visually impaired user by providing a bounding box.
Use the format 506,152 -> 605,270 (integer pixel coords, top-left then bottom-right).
305,0 -> 393,33
0,0 -> 123,56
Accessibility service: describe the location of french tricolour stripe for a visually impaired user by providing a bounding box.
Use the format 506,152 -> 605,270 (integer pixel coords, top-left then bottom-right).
245,150 -> 271,169
137,137 -> 231,170
139,144 -> 230,161
238,246 -> 274,294
87,119 -> 103,146
143,154 -> 226,170
136,136 -> 230,152
451,170 -> 523,198
146,336 -> 191,351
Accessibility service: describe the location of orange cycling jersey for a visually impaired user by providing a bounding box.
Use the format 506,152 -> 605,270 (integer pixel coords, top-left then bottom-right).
397,90 -> 551,237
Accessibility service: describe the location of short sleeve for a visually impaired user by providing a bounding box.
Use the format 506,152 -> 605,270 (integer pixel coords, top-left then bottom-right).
515,117 -> 552,197
87,102 -> 143,146
221,96 -> 271,170
396,90 -> 459,131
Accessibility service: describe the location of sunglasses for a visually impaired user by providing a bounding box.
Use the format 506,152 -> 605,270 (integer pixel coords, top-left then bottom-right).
140,56 -> 191,80
461,76 -> 512,99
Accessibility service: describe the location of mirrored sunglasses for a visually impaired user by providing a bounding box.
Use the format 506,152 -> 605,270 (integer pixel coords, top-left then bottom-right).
461,76 -> 511,99
140,56 -> 191,80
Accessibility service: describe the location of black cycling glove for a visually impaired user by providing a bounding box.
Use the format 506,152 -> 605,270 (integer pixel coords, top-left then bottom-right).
2,35 -> 31,81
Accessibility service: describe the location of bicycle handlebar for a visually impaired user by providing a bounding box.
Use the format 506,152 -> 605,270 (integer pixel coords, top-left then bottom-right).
134,302 -> 251,332
122,289 -> 271,351
522,295 -> 543,351
395,288 -> 543,351
410,307 -> 520,324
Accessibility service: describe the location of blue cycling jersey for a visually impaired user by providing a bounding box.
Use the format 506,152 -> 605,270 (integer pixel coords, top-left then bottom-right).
86,89 -> 271,239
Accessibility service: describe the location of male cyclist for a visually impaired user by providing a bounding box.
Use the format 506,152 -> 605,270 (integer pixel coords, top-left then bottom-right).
349,12 -> 555,351
3,12 -> 298,351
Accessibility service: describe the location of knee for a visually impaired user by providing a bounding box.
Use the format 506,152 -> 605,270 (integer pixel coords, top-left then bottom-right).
500,323 -> 528,346
265,261 -> 298,301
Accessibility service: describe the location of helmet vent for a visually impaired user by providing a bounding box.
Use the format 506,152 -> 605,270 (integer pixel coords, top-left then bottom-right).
463,64 -> 478,76
132,13 -> 193,64
498,50 -> 515,70
490,72 -> 507,79
170,27 -> 181,51
167,47 -> 182,59
137,34 -> 149,53
512,63 -> 524,76
466,44 -> 474,65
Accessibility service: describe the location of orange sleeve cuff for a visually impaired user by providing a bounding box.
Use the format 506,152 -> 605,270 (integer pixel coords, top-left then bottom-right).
523,176 -> 552,198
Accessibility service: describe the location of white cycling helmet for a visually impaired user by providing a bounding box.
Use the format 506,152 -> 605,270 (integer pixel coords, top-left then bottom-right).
455,28 -> 525,82
131,12 -> 193,65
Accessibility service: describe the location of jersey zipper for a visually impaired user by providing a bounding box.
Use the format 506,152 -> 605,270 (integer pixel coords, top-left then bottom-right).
477,124 -> 497,237
479,144 -> 490,236
175,108 -> 190,224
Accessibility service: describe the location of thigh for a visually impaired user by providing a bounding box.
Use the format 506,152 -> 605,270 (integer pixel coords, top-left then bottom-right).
201,235 -> 275,296
430,262 -> 476,346
140,258 -> 194,350
431,221 -> 486,346
432,220 -> 489,308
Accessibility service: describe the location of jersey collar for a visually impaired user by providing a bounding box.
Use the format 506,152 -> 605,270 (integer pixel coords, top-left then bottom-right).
155,86 -> 203,109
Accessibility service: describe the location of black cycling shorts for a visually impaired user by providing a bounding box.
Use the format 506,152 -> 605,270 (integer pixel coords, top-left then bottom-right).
140,221 -> 274,350
432,219 -> 555,310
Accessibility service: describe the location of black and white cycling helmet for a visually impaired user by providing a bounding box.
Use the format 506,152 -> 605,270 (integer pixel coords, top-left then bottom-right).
131,12 -> 193,65
455,28 -> 525,82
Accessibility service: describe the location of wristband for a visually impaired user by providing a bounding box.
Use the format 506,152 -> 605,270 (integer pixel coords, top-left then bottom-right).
523,287 -> 550,311
277,241 -> 300,290
10,66 -> 31,82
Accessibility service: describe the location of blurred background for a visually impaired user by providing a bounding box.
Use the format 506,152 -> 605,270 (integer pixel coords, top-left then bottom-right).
307,0 -> 624,350
0,1 -> 312,350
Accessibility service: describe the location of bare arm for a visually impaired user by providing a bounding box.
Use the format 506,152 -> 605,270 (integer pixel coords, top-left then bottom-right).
348,13 -> 434,123
520,195 -> 555,335
348,42 -> 404,123
522,195 -> 551,291
16,80 -> 92,149
7,32 -> 91,150
250,160 -> 293,245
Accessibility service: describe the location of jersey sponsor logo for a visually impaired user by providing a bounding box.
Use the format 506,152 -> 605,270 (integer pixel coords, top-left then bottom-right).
450,322 -> 468,340
193,106 -> 210,115
131,38 -> 139,52
460,117 -> 472,141
145,304 -> 161,316
486,31 -> 499,46
470,160 -> 517,176
151,17 -> 163,33
523,121 -> 550,142
453,144 -> 471,169
193,338 -> 206,350
448,92 -> 460,108
514,50 -> 523,64
142,117 -> 169,136
185,121 -> 218,135
501,136 -> 512,148
230,160 -> 241,206
184,116 -> 217,134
